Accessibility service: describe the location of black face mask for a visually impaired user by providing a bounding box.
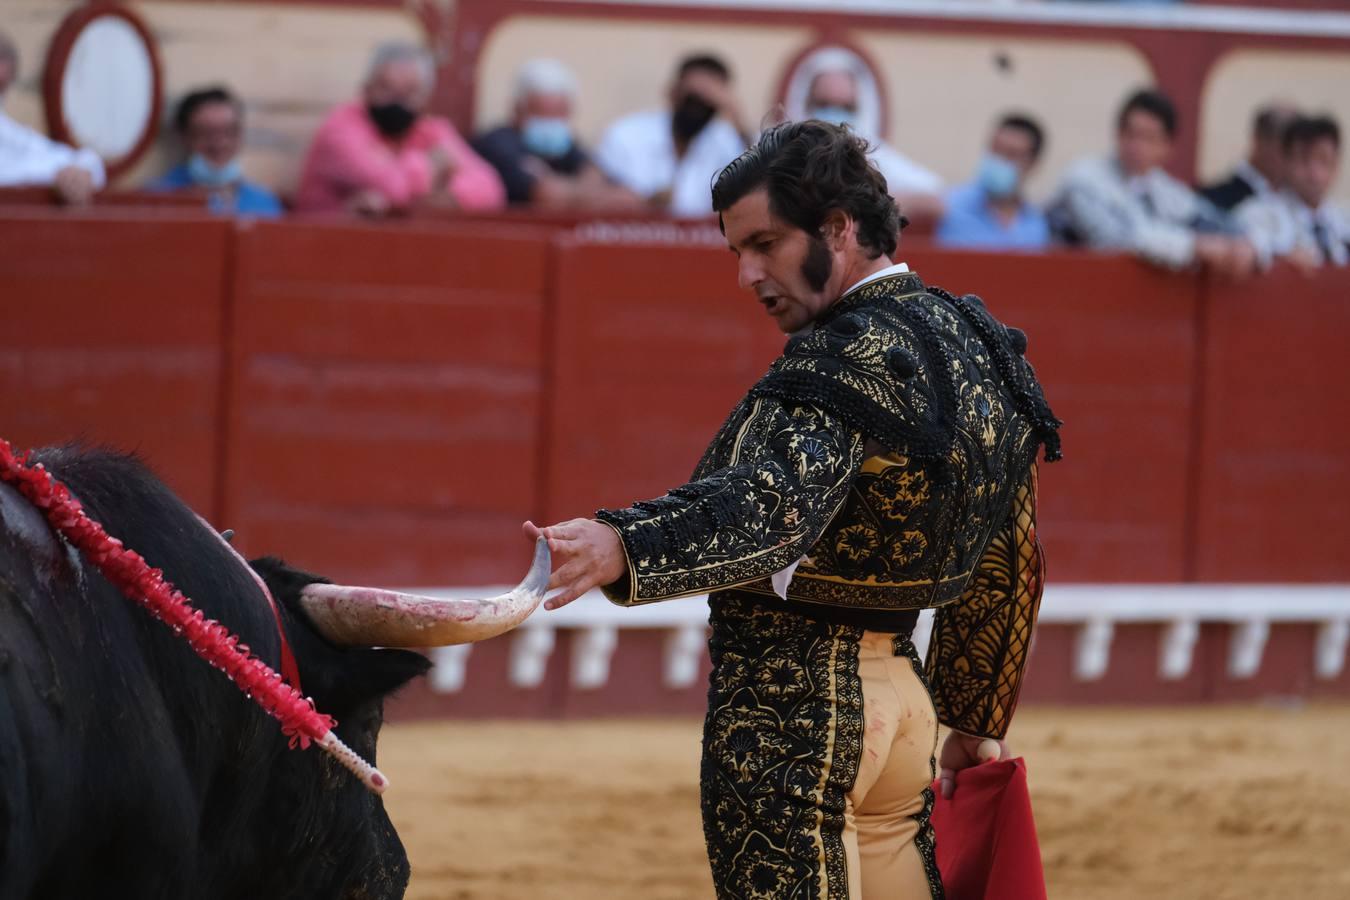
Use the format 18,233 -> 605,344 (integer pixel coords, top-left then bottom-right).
367,102 -> 418,138
672,95 -> 717,141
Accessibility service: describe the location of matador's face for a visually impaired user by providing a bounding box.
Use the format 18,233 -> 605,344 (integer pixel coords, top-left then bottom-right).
722,188 -> 839,334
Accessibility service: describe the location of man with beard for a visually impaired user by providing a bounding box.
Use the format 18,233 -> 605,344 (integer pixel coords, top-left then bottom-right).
594,54 -> 750,217
527,121 -> 1061,898
296,42 -> 504,216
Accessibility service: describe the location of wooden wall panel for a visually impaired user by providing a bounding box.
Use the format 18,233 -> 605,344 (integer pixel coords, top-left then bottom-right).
0,211 -> 230,514
542,238 -> 788,522
1192,265 -> 1350,581
222,219 -> 552,585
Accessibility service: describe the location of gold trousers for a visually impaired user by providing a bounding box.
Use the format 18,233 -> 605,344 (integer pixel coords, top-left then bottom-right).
843,631 -> 940,899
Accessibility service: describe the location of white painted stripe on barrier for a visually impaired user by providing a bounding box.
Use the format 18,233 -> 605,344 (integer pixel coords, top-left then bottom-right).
1159,618 -> 1200,681
1317,619 -> 1350,680
1075,618 -> 1114,681
411,584 -> 1350,692
1229,619 -> 1271,679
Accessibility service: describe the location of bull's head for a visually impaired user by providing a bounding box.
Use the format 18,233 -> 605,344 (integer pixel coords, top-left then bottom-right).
242,540 -> 549,900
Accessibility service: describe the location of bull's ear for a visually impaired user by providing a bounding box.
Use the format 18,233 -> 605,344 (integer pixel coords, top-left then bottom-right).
333,648 -> 433,710
249,556 -> 329,600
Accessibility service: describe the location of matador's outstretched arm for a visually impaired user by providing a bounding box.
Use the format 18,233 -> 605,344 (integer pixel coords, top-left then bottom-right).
596,398 -> 865,605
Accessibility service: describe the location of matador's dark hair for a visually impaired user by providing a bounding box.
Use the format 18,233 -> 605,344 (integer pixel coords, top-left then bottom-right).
710,120 -> 901,259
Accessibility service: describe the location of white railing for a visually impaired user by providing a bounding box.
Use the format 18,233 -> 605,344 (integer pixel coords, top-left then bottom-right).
414,584 -> 1350,693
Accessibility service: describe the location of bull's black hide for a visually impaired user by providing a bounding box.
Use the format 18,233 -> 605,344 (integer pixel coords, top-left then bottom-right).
0,447 -> 430,900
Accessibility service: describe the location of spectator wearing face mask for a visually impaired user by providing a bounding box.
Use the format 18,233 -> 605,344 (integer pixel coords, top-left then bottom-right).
150,86 -> 282,217
935,114 -> 1050,251
0,28 -> 104,206
802,65 -> 943,217
472,59 -> 641,210
1236,114 -> 1349,271
295,42 -> 504,216
594,54 -> 749,217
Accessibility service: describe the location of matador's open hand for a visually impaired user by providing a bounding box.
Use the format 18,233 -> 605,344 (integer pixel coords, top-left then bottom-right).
522,519 -> 625,610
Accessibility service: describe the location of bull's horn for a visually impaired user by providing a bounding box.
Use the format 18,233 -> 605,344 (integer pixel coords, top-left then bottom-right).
299,538 -> 550,647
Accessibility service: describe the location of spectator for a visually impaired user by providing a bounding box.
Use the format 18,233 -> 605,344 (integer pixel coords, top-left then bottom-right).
0,29 -> 104,205
1047,88 -> 1255,277
1236,115 -> 1348,271
1201,101 -> 1300,212
150,86 -> 282,217
594,54 -> 748,217
295,42 -> 504,216
801,61 -> 944,217
936,113 -> 1050,251
472,59 -> 640,210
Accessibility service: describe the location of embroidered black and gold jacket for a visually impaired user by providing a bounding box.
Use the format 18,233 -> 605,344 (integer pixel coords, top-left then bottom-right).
596,271 -> 1061,738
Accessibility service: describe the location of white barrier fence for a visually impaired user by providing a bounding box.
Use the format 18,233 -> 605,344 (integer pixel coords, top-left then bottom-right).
414,585 -> 1350,694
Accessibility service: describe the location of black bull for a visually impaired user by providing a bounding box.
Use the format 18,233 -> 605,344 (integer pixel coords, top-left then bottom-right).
0,447 -> 431,900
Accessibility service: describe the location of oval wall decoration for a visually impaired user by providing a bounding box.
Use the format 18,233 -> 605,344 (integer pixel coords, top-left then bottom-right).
43,4 -> 163,180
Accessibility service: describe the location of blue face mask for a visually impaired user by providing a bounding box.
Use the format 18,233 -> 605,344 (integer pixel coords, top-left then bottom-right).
521,117 -> 573,159
187,153 -> 242,188
807,105 -> 857,129
976,152 -> 1020,198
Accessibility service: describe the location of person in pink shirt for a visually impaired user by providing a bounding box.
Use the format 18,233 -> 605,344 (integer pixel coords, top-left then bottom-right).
296,42 -> 505,216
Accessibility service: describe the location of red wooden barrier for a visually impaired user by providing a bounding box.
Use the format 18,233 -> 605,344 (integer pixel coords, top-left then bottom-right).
390,632 -> 712,720
220,219 -> 553,585
3,208 -> 1348,590
3,209 -> 1348,713
0,211 -> 230,515
906,245 -> 1203,582
0,187 -> 208,210
1019,621 -> 1350,705
542,237 -> 789,523
1192,264 -> 1350,581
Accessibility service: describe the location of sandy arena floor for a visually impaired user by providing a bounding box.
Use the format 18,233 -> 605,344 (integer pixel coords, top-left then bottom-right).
379,704 -> 1350,899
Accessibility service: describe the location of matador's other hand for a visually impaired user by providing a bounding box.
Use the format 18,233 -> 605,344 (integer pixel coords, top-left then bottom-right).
522,519 -> 625,611
938,729 -> 1010,799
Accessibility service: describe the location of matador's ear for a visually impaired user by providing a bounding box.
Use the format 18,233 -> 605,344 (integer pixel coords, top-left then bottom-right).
821,210 -> 851,246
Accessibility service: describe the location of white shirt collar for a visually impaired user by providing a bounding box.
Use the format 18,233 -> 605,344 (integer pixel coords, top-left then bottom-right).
844,261 -> 910,296
793,262 -> 913,339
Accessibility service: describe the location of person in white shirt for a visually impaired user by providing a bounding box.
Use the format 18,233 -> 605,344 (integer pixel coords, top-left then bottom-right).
594,54 -> 748,218
1236,115 -> 1349,272
0,30 -> 105,205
